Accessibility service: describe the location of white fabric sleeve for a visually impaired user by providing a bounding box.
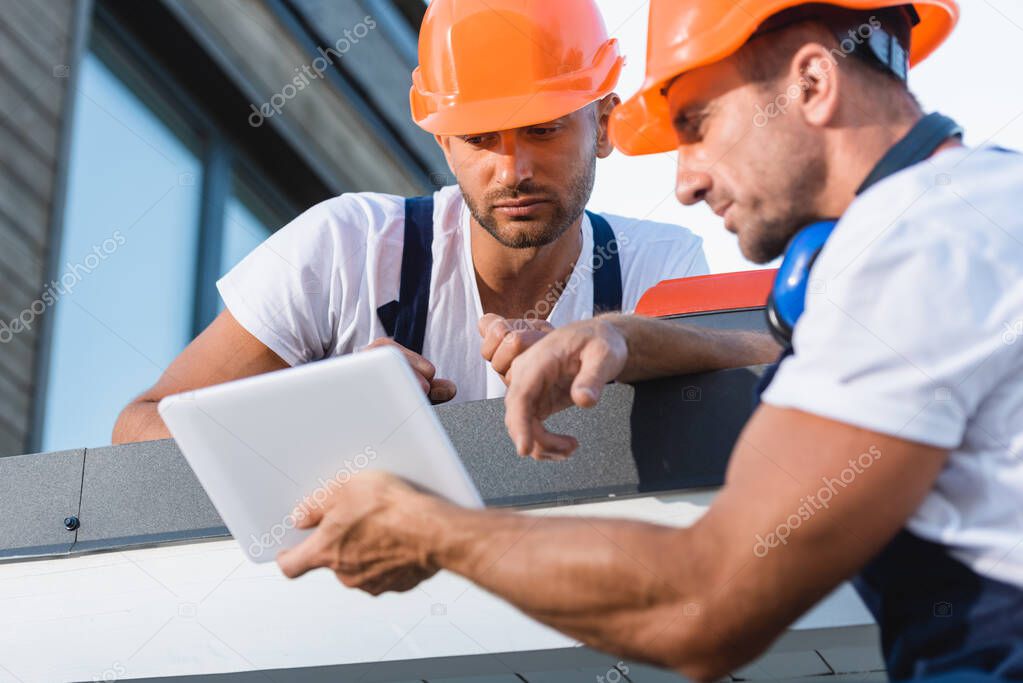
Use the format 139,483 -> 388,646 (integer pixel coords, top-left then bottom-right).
618,222 -> 708,312
217,197 -> 370,366
763,218 -> 1023,449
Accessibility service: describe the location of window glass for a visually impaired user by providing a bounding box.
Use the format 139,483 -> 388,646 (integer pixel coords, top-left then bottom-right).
219,174 -> 278,278
41,51 -> 203,451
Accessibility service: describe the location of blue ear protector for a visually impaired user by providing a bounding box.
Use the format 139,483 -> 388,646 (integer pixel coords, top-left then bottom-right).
765,220 -> 837,346
765,113 -> 964,346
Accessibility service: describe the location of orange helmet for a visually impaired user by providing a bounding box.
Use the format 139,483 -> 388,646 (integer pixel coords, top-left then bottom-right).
411,0 -> 624,136
610,0 -> 959,156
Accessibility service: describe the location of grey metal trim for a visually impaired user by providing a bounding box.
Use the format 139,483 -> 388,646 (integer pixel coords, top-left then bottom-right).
100,624 -> 882,681
665,308 -> 769,332
160,0 -> 428,195
193,136 -> 231,334
157,0 -> 346,196
361,0 -> 420,68
0,367 -> 765,563
0,448 -> 84,559
121,645 -> 632,682
27,0 -> 95,455
267,0 -> 434,188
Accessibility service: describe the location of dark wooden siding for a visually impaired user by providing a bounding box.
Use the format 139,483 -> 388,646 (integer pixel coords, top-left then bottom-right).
0,0 -> 77,455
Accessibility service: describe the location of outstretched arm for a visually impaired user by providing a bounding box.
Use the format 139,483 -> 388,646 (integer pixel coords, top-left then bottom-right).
277,407 -> 946,680
112,309 -> 289,443
113,310 -> 459,444
477,312 -> 779,394
502,315 -> 778,458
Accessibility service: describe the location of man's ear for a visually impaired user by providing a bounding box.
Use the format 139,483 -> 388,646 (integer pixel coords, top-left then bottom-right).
434,134 -> 457,182
594,93 -> 622,158
435,134 -> 454,160
790,45 -> 841,128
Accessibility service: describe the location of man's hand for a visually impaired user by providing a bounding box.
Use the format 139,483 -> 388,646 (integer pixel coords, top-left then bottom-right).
276,471 -> 442,594
504,318 -> 627,460
478,314 -> 554,384
362,338 -> 457,404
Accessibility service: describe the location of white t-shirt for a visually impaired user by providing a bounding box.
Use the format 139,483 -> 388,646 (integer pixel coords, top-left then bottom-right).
763,146 -> 1023,588
218,184 -> 708,403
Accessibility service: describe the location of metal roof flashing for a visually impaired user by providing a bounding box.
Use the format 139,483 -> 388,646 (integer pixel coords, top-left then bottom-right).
0,366 -> 766,563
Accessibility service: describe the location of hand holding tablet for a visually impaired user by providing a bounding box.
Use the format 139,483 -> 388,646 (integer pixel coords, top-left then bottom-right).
159,346 -> 483,563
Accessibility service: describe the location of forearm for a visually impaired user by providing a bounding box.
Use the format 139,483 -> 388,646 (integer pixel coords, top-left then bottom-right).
606,315 -> 779,383
423,500 -> 724,675
112,400 -> 171,443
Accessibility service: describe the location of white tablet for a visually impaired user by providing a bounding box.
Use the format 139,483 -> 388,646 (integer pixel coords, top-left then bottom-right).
158,346 -> 484,563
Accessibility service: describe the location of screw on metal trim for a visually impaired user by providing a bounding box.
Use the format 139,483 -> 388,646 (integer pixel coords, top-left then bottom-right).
64,516 -> 79,531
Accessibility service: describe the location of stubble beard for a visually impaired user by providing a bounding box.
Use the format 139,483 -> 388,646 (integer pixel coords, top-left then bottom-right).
462,149 -> 597,250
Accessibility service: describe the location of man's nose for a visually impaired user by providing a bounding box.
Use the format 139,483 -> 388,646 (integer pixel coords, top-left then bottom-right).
494,132 -> 534,189
675,150 -> 713,206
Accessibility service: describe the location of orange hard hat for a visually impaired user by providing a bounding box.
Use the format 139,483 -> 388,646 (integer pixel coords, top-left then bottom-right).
610,0 -> 959,156
410,0 -> 624,136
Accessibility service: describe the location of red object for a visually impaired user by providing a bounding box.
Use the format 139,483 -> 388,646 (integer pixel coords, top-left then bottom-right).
635,269 -> 778,318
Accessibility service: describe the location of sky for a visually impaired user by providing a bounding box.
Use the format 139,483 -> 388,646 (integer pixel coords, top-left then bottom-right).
586,0 -> 1023,273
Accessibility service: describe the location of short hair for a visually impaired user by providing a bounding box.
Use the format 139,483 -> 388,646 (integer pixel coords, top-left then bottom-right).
736,4 -> 915,85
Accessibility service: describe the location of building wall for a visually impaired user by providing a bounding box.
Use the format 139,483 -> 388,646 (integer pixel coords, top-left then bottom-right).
0,0 -> 434,456
0,0 -> 79,456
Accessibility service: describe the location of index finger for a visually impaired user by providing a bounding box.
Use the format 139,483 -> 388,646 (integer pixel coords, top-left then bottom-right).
503,358 -> 546,455
276,523 -> 336,579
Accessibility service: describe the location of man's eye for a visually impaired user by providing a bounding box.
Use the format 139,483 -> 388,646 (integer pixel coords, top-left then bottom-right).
529,127 -> 558,137
462,133 -> 494,145
676,115 -> 706,144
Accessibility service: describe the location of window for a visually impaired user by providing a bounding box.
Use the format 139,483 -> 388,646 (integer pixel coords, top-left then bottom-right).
40,25 -> 300,452
220,170 -> 289,280
41,50 -> 204,452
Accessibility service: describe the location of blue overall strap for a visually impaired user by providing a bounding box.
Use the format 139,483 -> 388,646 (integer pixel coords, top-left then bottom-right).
853,529 -> 1023,680
377,196 -> 434,355
586,211 -> 623,315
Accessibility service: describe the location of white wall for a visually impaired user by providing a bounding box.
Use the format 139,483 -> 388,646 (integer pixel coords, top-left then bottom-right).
589,0 -> 1023,273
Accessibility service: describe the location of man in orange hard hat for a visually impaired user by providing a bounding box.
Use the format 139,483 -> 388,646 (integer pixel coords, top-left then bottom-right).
278,1 -> 1023,680
114,0 -> 777,443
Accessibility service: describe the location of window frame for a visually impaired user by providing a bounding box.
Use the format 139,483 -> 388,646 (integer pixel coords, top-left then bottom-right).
29,4 -> 311,452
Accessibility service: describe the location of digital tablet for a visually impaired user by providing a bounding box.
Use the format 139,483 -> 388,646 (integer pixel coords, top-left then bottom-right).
158,346 -> 484,563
